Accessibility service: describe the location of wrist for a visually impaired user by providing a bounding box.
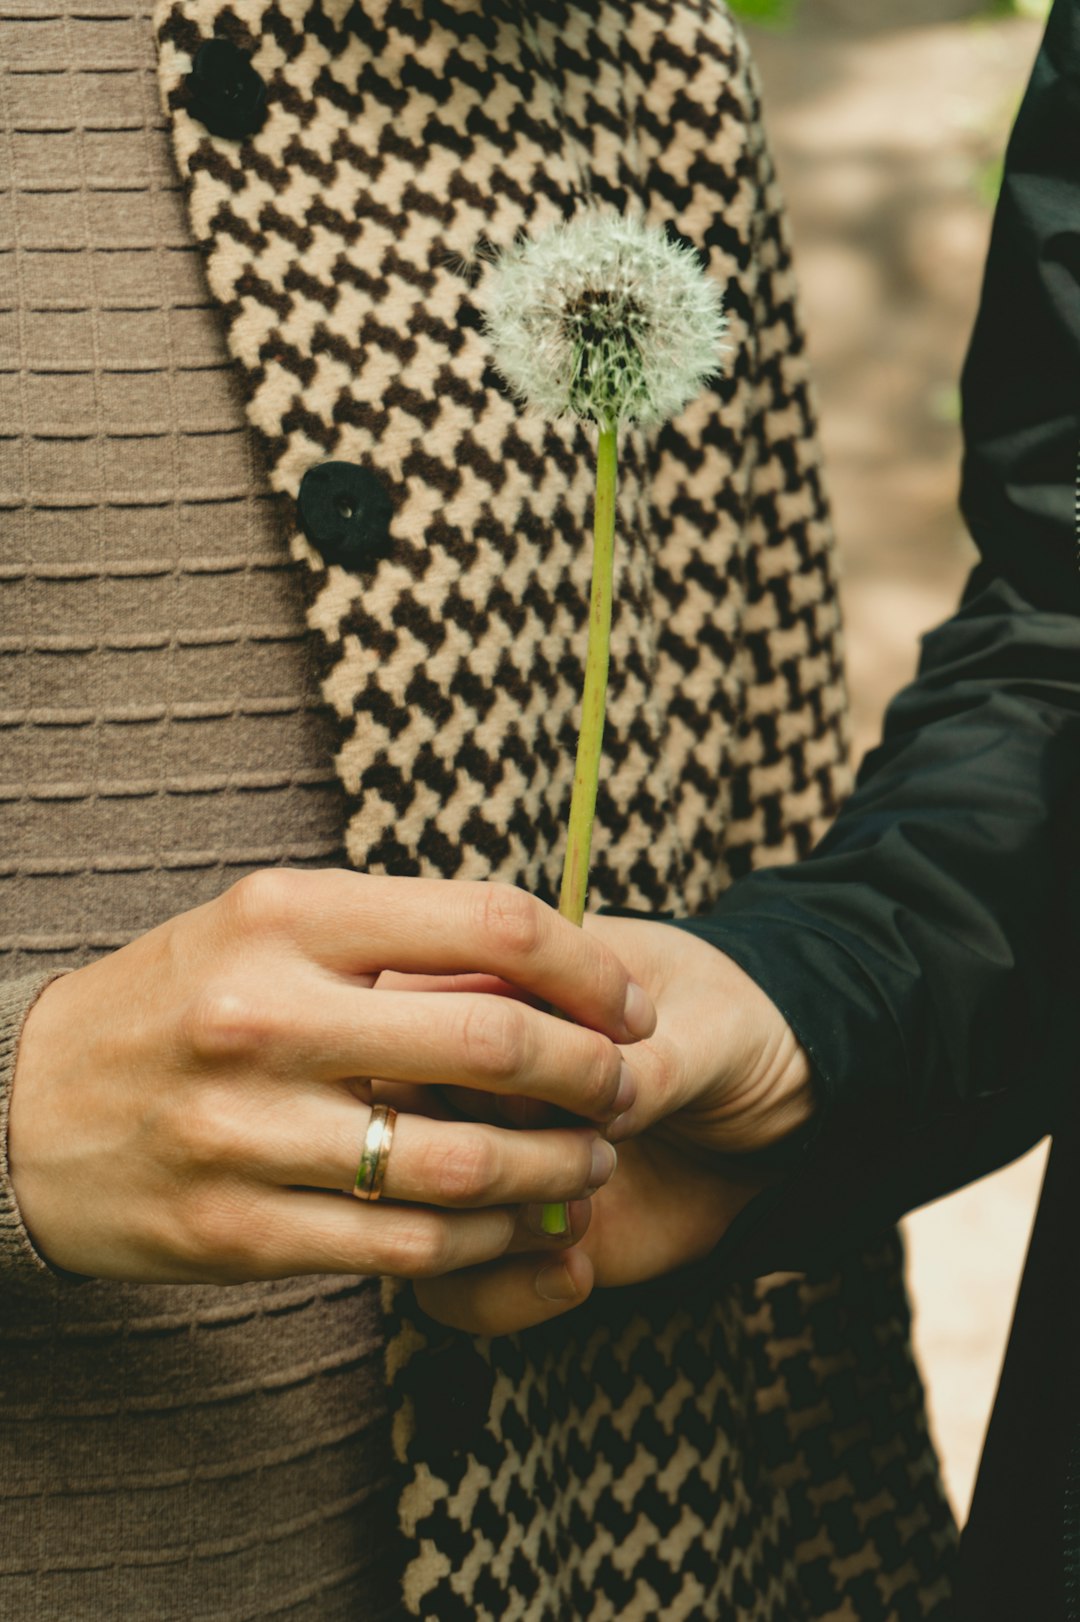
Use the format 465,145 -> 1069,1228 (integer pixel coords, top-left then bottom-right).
685,937 -> 819,1164
2,970 -> 83,1283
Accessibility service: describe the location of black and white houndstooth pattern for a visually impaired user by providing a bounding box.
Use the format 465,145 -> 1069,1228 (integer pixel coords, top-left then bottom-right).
154,0 -> 956,1615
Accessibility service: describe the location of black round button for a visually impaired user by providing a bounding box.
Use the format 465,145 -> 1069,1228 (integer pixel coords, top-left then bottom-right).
297,462 -> 394,572
409,1340 -> 494,1464
187,39 -> 268,141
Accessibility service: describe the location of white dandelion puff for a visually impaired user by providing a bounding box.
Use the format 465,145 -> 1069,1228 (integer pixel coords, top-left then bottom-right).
481,207 -> 730,433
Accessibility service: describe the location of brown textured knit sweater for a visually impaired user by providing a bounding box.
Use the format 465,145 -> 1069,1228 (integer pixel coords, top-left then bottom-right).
0,5 -> 398,1616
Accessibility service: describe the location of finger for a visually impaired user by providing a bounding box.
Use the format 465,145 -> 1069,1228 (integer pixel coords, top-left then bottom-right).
433,1084 -> 558,1130
371,976 -> 559,1125
259,1095 -> 619,1208
414,1245 -> 595,1335
224,869 -> 655,1042
200,1186 -> 522,1282
376,970 -> 541,1007
291,984 -> 637,1122
368,1079 -> 463,1121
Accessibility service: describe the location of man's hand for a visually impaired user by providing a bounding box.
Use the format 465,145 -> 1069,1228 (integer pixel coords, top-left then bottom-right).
411,913 -> 812,1333
7,872 -> 655,1284
579,913 -> 813,1156
414,1131 -> 768,1333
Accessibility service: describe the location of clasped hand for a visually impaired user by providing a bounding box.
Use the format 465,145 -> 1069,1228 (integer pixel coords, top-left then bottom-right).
400,909 -> 813,1335
8,871 -> 809,1330
8,869 -> 645,1284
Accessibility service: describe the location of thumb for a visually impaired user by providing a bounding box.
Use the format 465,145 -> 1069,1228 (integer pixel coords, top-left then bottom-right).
413,1245 -> 595,1336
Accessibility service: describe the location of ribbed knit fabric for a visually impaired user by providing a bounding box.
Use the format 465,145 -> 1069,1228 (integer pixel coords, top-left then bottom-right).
0,2 -> 349,966
0,973 -> 71,1288
0,5 -> 397,1615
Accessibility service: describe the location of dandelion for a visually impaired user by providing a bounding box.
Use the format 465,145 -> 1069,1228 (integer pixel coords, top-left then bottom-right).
482,207 -> 730,1235
484,208 -> 728,437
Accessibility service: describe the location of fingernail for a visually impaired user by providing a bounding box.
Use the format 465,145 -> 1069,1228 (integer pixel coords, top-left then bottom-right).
611,1061 -> 635,1118
623,980 -> 655,1040
535,1262 -> 578,1302
590,1138 -> 617,1188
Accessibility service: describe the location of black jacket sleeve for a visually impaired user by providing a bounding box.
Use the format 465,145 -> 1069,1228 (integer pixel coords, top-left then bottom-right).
669,0 -> 1080,1279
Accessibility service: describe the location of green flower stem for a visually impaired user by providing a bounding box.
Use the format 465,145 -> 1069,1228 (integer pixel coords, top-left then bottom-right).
540,422 -> 618,1239
557,423 -> 617,927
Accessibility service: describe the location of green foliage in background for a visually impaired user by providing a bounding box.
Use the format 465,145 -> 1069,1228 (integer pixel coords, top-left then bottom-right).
974,0 -> 1049,203
728,0 -> 1050,24
728,0 -> 797,26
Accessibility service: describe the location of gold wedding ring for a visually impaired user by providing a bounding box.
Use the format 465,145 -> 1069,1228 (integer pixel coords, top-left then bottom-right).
352,1103 -> 397,1202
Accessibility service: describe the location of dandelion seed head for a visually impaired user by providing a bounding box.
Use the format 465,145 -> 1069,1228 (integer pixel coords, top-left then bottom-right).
480,207 -> 730,432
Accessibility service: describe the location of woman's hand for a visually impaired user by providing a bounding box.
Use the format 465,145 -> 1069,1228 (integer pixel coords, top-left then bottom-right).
6,870 -> 655,1285
410,912 -> 812,1333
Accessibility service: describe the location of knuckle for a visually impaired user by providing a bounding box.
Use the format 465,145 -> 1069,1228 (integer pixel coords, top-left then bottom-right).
167,1089 -> 254,1174
459,998 -> 527,1085
169,1096 -> 222,1169
174,1187 -> 257,1279
428,1133 -> 500,1206
391,1212 -> 458,1278
475,882 -> 544,962
181,985 -> 272,1064
221,867 -> 300,937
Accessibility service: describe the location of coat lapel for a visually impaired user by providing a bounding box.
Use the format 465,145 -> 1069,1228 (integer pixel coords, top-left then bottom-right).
158,0 -> 624,897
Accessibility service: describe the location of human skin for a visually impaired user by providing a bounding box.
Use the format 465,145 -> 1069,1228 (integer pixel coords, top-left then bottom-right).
390,913 -> 812,1334
6,869 -> 654,1285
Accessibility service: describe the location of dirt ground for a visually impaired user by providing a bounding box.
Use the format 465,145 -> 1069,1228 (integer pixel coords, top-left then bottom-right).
744,0 -> 1050,1522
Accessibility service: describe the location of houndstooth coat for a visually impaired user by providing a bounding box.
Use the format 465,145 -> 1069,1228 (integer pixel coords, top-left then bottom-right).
153,0 -> 957,1615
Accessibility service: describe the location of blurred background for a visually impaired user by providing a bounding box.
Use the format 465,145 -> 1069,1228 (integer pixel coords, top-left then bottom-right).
732,0 -> 1052,1523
